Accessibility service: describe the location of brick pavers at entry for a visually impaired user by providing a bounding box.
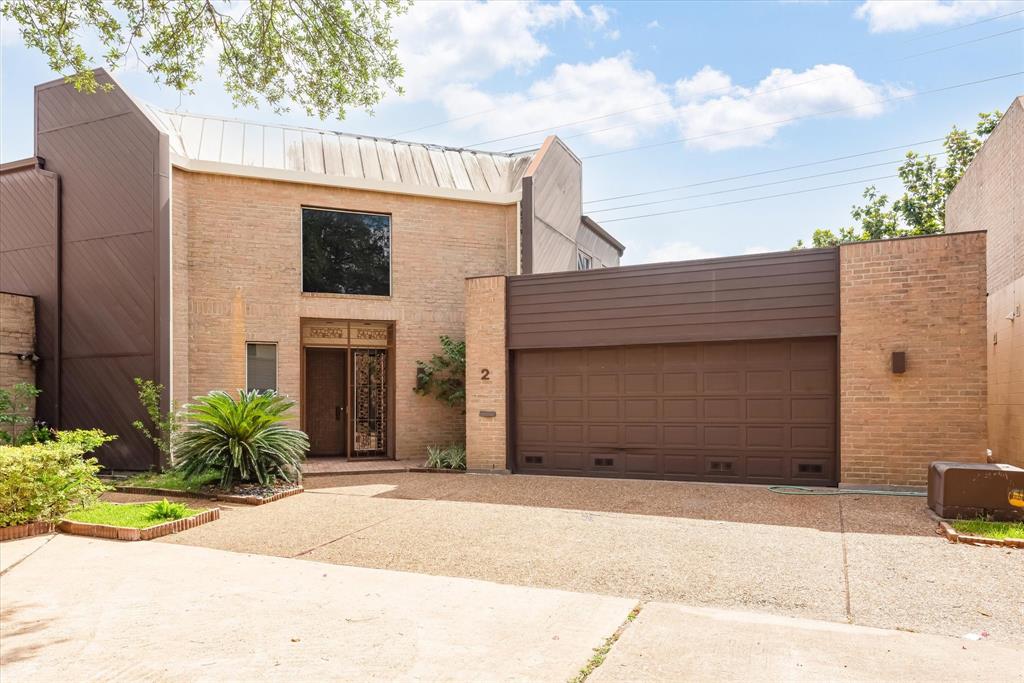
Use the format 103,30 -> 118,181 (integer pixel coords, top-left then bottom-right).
149,473 -> 1024,646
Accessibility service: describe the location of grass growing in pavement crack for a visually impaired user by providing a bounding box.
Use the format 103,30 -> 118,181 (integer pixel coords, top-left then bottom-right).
570,603 -> 643,683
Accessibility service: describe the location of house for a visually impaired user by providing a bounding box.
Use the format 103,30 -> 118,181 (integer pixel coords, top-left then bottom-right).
945,97 -> 1023,469
0,69 -> 624,470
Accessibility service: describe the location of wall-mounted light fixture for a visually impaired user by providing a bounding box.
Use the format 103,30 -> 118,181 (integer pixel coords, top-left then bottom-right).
892,351 -> 906,374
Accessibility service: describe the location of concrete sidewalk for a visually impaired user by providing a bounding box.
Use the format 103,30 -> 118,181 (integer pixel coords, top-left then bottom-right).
1,534 -> 633,682
591,603 -> 1023,683
2,534 -> 1020,682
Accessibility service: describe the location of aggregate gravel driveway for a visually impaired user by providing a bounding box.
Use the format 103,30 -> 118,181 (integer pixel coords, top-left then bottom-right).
141,473 -> 1024,646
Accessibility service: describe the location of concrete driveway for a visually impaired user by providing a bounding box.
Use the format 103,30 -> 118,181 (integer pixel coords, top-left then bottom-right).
2,534 -> 1020,682
139,472 -> 1024,647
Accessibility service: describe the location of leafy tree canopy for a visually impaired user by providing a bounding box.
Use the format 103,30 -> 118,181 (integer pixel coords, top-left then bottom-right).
1,0 -> 408,119
796,111 -> 1002,249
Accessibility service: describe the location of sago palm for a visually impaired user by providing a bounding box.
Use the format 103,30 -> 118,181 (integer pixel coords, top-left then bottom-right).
173,390 -> 309,488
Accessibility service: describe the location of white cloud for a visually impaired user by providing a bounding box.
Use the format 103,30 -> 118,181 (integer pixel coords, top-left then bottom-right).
672,63 -> 908,150
674,66 -> 736,102
588,5 -> 611,27
853,0 -> 1020,32
646,20 -> 661,29
441,54 -> 674,148
645,242 -> 721,263
392,0 -> 585,100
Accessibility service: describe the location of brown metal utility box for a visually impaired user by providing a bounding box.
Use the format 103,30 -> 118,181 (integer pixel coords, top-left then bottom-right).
928,462 -> 1024,521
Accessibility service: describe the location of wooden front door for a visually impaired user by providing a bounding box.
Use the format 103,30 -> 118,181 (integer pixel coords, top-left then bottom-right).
305,347 -> 347,456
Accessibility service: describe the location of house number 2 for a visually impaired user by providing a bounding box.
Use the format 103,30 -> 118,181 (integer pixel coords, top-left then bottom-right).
481,368 -> 490,381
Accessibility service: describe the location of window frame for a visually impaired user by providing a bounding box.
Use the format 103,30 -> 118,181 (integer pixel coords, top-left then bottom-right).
245,341 -> 279,392
577,248 -> 594,271
300,205 -> 393,298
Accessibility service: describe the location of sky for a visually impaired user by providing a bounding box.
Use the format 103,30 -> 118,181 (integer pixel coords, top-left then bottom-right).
1,0 -> 1022,264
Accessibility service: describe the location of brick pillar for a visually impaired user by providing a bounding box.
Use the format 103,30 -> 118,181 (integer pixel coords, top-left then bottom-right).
465,275 -> 508,472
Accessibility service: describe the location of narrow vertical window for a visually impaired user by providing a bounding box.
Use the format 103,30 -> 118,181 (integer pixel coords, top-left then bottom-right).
246,343 -> 277,392
577,249 -> 593,271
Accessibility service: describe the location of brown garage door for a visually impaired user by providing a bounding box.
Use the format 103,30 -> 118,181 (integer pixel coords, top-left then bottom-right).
513,337 -> 836,486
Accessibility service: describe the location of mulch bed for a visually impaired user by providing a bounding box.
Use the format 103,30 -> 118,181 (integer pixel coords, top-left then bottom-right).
57,507 -> 220,542
0,521 -> 54,542
937,520 -> 1024,549
114,482 -> 303,506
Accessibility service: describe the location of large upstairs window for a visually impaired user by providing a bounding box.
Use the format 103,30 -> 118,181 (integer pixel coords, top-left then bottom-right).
302,207 -> 391,296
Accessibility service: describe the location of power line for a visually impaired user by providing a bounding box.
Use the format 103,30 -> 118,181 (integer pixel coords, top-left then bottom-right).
581,72 -> 1023,160
489,29 -> 1024,153
901,7 -> 1024,43
583,137 -> 946,205
588,152 -> 946,214
599,174 -> 899,224
898,26 -> 1023,60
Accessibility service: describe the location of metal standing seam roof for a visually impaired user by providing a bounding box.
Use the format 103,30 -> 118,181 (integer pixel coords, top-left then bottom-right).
146,106 -> 536,196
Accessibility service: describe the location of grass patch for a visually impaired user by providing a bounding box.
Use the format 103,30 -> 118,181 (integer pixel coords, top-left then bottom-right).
570,603 -> 643,683
64,501 -> 205,529
950,519 -> 1024,540
122,469 -> 221,492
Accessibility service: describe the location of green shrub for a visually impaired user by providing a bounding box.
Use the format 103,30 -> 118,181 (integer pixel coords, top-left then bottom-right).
145,498 -> 193,522
173,390 -> 309,488
425,443 -> 466,471
414,336 -> 466,410
0,383 -> 42,444
0,429 -> 115,526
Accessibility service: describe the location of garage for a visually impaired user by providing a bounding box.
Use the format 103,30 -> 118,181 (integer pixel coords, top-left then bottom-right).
512,338 -> 836,485
505,249 -> 840,486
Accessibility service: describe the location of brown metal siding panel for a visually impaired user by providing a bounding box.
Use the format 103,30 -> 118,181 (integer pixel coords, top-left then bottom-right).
33,72 -> 167,470
513,338 -> 836,485
0,162 -> 60,424
508,249 -> 839,349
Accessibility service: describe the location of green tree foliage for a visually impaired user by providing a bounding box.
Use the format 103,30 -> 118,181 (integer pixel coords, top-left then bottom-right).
173,390 -> 308,488
797,111 -> 1002,249
413,336 -> 466,410
1,0 -> 408,119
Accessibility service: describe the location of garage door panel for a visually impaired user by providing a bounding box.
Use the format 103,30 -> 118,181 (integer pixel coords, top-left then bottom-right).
587,374 -> 619,394
664,425 -> 699,446
663,372 -> 698,393
588,424 -> 619,444
704,398 -> 742,419
664,399 -> 698,419
747,426 -> 786,449
513,338 -> 836,486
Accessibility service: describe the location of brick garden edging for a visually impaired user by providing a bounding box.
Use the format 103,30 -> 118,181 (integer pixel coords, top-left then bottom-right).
113,485 -> 303,506
57,507 -> 220,542
0,521 -> 54,542
937,520 -> 1024,549
213,486 -> 303,505
114,486 -> 214,501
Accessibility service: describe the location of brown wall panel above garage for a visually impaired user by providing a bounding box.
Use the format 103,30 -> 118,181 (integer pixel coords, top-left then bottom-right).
507,249 -> 839,349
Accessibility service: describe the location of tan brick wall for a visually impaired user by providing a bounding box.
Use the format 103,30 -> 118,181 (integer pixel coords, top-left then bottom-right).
0,293 -> 37,433
465,275 -> 508,471
839,233 -> 988,486
946,97 -> 1023,466
171,170 -> 517,460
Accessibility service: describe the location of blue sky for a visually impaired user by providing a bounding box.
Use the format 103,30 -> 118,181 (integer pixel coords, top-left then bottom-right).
2,0 -> 1022,264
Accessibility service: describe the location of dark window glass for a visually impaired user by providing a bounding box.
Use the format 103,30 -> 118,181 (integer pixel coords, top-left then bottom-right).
246,343 -> 277,391
302,208 -> 391,296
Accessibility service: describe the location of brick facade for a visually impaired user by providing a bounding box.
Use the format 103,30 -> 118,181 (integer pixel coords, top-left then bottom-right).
839,233 -> 988,487
946,97 -> 1023,467
465,276 -> 508,472
0,293 -> 37,433
171,170 -> 517,460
